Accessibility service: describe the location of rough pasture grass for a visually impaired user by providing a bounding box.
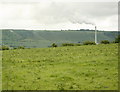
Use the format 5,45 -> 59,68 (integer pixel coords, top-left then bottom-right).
2,44 -> 118,90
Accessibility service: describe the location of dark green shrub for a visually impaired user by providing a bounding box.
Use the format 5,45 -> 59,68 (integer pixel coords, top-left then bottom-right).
100,40 -> 110,44
115,35 -> 120,43
51,43 -> 57,47
17,46 -> 25,49
83,41 -> 96,45
111,41 -> 115,43
0,45 -> 9,50
62,43 -> 74,46
13,47 -> 17,49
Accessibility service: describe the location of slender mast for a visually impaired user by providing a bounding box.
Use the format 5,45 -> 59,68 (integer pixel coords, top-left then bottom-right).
95,26 -> 97,44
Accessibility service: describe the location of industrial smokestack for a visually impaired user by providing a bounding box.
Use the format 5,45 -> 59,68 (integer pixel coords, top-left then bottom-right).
95,26 -> 97,44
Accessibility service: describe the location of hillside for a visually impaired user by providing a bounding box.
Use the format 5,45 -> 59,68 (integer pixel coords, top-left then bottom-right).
1,29 -> 118,48
2,44 -> 118,90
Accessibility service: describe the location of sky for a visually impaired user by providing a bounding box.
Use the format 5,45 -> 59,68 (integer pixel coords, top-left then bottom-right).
0,0 -> 119,31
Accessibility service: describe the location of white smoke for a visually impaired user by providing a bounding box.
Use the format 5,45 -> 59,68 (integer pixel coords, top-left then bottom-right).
69,16 -> 95,26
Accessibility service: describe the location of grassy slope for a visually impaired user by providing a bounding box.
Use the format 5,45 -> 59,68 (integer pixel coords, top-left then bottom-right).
2,30 -> 118,48
2,44 -> 118,90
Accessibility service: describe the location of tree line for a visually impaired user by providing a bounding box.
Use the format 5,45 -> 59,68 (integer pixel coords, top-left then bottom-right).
1,35 -> 120,50
51,35 -> 120,47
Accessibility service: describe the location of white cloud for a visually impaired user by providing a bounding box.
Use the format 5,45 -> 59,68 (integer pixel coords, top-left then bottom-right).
0,1 -> 118,31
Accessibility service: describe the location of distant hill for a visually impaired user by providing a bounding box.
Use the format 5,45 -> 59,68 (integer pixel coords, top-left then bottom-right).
0,29 -> 119,48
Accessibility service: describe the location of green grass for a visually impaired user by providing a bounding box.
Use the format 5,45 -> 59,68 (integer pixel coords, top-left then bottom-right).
2,44 -> 118,90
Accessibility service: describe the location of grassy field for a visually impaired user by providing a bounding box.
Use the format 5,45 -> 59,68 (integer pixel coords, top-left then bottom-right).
2,44 -> 118,90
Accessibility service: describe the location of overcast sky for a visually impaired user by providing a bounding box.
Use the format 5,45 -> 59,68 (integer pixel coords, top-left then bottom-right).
0,0 -> 118,31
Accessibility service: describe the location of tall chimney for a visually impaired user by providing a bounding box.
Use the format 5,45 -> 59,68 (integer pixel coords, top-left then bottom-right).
95,26 -> 97,44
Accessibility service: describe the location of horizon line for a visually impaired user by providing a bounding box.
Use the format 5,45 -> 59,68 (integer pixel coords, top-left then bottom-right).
0,28 -> 118,31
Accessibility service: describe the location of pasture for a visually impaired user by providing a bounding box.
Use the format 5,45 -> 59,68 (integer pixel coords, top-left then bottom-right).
2,44 -> 118,90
